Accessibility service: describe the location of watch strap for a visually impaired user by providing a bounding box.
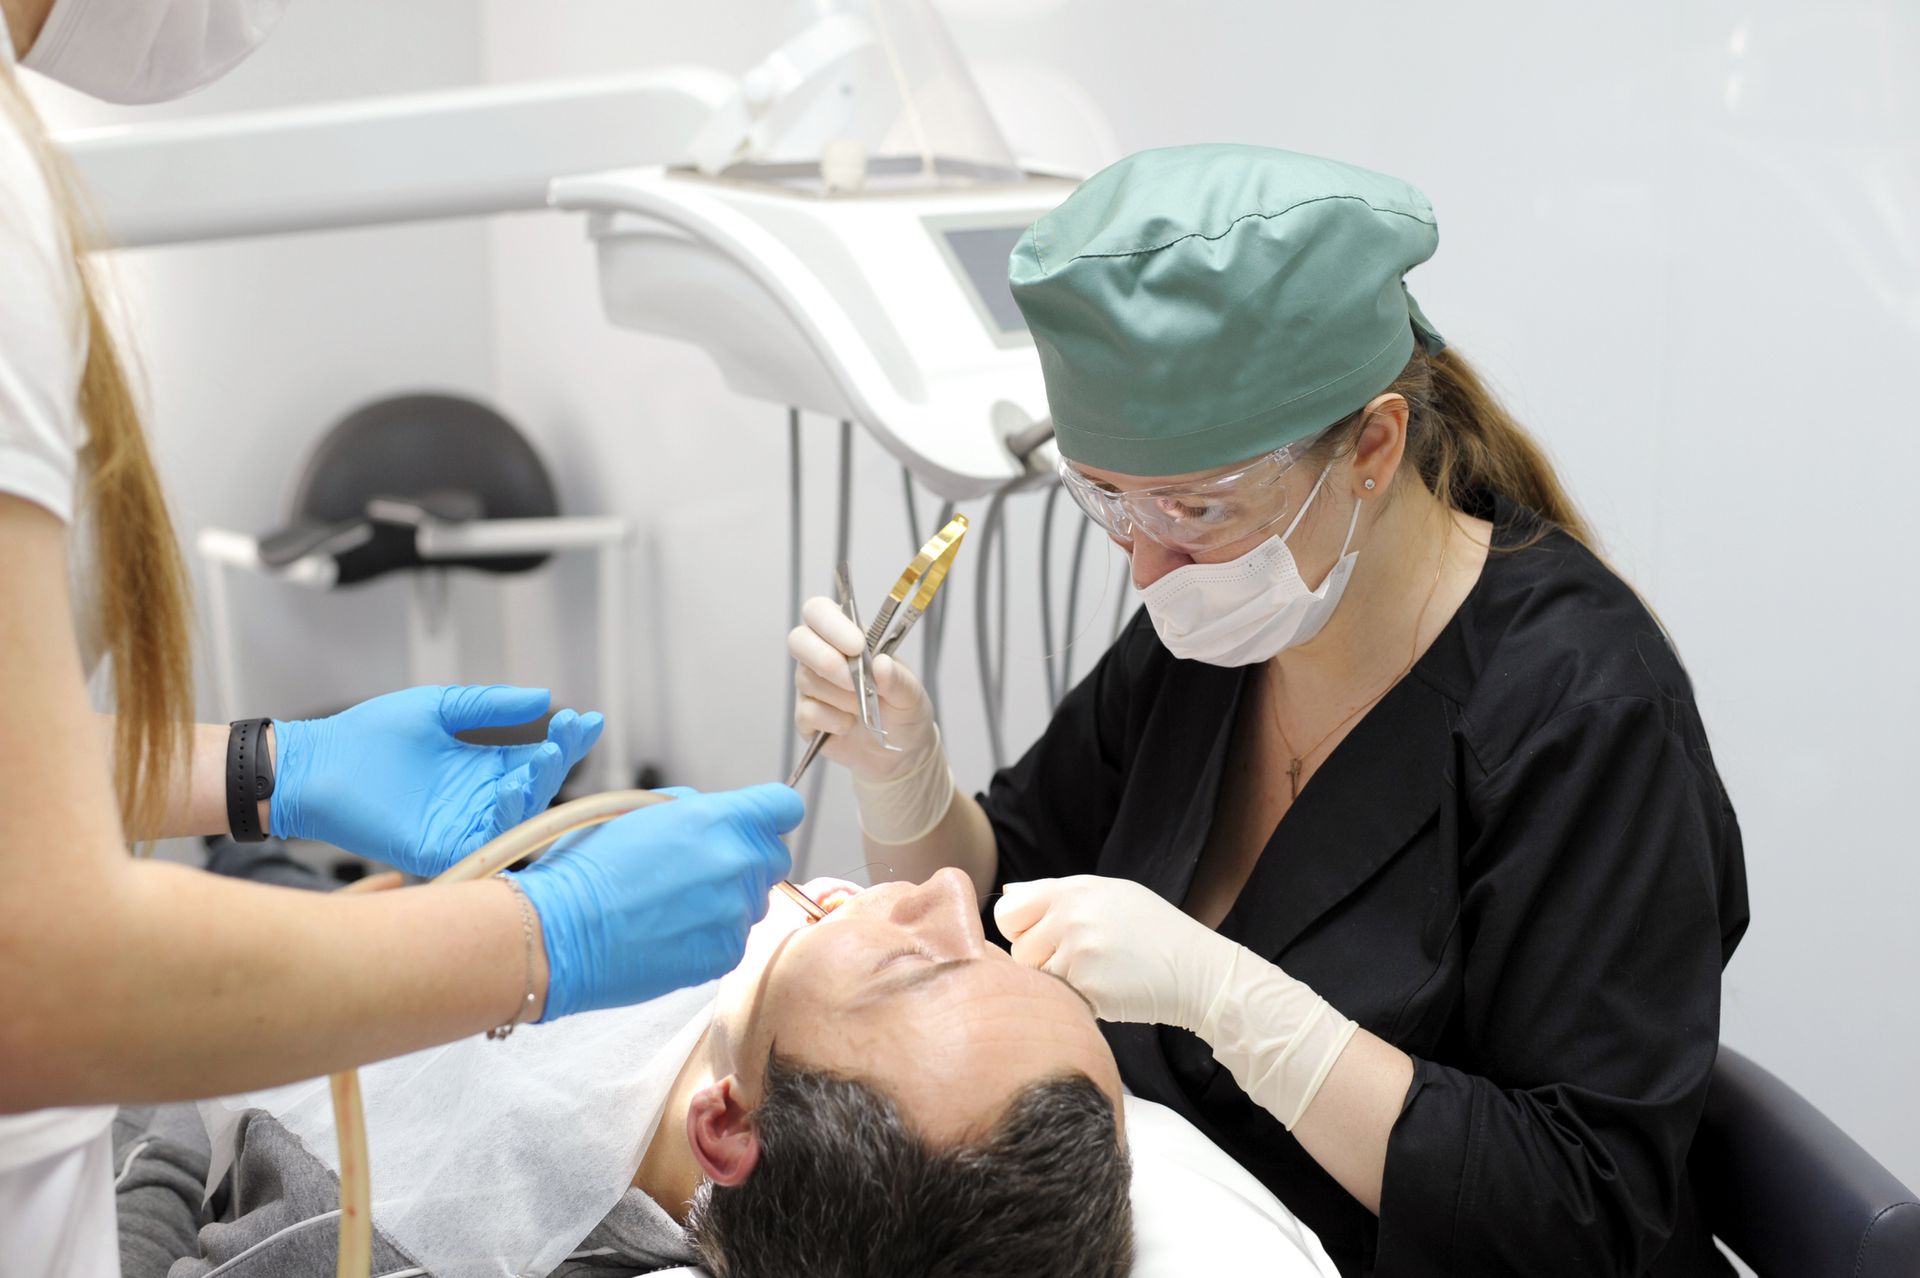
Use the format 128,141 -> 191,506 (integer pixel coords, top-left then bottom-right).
226,718 -> 276,842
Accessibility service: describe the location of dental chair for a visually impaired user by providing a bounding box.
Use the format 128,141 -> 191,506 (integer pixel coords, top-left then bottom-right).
1692,1046 -> 1920,1276
197,392 -> 635,792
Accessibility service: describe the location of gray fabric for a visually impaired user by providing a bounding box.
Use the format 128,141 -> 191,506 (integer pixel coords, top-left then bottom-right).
113,1105 -> 212,1278
201,836 -> 335,891
554,1190 -> 698,1276
113,1104 -> 698,1277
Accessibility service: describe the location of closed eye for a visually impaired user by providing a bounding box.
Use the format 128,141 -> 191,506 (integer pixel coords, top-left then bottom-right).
858,955 -> 975,1005
874,945 -> 934,972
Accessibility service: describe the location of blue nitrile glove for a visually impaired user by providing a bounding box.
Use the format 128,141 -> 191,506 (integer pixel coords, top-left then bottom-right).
270,685 -> 605,877
514,783 -> 803,1020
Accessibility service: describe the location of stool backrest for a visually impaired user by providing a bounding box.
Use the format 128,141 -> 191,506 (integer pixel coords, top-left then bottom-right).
291,393 -> 559,580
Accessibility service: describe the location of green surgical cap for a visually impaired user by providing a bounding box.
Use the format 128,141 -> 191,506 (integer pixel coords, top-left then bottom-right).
1009,143 -> 1446,476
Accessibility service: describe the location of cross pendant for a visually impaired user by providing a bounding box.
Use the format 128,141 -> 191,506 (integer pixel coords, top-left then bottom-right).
1286,756 -> 1303,801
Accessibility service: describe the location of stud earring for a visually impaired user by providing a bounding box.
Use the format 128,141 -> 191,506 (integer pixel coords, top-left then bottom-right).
1363,478 -> 1377,491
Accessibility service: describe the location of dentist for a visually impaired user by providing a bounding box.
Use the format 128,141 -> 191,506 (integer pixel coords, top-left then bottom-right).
792,144 -> 1749,1276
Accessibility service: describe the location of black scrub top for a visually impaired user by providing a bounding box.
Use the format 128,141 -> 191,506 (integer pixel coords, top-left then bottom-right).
980,496 -> 1749,1278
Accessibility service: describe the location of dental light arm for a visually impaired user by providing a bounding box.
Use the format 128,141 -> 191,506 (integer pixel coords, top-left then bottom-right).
55,70 -> 736,249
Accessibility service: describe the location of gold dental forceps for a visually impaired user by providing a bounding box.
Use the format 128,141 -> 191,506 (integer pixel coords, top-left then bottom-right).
787,514 -> 969,788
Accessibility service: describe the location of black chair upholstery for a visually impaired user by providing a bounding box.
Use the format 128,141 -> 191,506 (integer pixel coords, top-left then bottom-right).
258,393 -> 559,584
1692,1046 -> 1920,1276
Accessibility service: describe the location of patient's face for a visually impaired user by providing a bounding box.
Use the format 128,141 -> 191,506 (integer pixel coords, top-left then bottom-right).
711,867 -> 1124,1144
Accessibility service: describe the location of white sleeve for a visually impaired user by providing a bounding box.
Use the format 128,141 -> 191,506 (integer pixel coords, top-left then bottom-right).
0,96 -> 86,525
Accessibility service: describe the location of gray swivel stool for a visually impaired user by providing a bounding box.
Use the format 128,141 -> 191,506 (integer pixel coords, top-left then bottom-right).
1693,1046 -> 1920,1275
252,391 -> 561,581
197,392 -> 635,793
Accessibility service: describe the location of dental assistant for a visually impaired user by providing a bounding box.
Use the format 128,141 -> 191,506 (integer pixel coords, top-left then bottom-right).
792,145 -> 1749,1276
0,3 -> 801,1273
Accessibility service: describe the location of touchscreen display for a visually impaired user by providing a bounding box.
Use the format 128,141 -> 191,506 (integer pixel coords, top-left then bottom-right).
937,224 -> 1030,336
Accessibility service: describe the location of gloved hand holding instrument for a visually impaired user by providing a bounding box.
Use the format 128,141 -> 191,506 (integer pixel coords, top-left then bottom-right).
787,514 -> 969,843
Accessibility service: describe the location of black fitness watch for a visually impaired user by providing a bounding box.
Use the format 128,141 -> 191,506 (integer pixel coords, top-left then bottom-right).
226,718 -> 276,842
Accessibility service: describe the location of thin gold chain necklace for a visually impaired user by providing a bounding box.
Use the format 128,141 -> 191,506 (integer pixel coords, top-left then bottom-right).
1270,527 -> 1451,801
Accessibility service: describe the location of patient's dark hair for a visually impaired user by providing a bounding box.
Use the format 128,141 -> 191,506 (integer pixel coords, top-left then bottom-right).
686,1054 -> 1133,1278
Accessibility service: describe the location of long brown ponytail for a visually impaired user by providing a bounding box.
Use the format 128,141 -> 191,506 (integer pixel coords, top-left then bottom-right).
1311,343 -> 1599,554
2,67 -> 194,843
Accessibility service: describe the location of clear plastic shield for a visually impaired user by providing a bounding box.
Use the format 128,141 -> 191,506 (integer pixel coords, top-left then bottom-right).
691,0 -> 1023,194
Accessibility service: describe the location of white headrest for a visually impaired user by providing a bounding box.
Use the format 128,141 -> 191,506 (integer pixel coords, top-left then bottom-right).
1124,1095 -> 1340,1276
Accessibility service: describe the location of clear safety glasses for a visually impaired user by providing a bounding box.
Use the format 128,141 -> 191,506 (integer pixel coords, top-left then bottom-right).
1055,435 -> 1321,553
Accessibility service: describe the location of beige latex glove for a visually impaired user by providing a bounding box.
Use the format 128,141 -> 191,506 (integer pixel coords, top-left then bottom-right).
789,594 -> 955,843
996,875 -> 1359,1130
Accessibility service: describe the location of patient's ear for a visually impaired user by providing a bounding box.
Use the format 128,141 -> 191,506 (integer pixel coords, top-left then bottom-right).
687,1076 -> 760,1187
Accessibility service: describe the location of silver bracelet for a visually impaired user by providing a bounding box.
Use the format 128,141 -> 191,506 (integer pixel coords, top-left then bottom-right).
488,879 -> 539,1041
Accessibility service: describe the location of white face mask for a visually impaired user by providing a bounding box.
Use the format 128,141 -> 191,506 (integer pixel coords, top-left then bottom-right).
1139,467 -> 1363,667
21,0 -> 289,104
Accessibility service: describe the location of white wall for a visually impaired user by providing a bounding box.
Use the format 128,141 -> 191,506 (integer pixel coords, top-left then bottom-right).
29,0 -> 497,722
36,0 -> 1916,1193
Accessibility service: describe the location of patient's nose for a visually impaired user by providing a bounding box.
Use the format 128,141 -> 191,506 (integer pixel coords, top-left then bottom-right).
891,866 -> 985,957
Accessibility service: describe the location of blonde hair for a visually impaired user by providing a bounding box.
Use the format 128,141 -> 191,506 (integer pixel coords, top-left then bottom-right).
1,64 -> 194,843
1310,344 -> 1598,553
